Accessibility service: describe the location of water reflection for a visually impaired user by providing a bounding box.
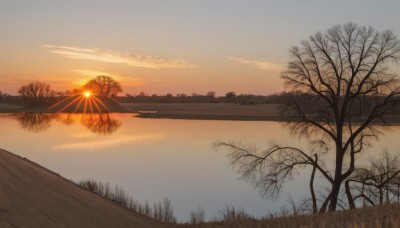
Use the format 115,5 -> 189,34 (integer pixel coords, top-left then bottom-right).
80,114 -> 121,135
3,113 -> 121,135
15,112 -> 56,133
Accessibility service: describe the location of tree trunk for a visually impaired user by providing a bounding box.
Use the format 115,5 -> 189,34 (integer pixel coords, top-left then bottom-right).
328,146 -> 344,212
345,179 -> 355,209
328,179 -> 342,211
310,154 -> 318,213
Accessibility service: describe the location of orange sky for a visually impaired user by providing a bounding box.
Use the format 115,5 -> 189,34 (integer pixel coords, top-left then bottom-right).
1,1 -> 400,96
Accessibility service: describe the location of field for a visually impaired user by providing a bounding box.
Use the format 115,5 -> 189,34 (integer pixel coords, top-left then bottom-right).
120,103 -> 290,120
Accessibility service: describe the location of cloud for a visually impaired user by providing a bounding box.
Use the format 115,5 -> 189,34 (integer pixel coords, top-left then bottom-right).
72,69 -> 145,87
53,134 -> 165,151
43,45 -> 195,69
71,69 -> 112,77
229,57 -> 283,71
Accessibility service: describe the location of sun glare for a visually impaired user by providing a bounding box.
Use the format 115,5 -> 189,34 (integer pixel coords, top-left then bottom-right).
84,91 -> 91,98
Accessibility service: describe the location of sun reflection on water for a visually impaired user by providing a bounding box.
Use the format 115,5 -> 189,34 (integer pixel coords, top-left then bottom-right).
1,113 -> 121,135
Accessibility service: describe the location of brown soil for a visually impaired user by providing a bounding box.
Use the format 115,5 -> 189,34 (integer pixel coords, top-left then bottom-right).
0,148 -> 162,228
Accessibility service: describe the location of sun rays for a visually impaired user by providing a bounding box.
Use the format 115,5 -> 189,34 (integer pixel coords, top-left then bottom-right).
48,92 -> 110,114
84,91 -> 91,98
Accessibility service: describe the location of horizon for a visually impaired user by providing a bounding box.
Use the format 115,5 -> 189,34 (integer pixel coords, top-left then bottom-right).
2,1 -> 400,224
1,1 -> 400,96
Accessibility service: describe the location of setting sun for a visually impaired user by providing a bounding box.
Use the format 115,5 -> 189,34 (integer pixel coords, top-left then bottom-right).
84,91 -> 91,98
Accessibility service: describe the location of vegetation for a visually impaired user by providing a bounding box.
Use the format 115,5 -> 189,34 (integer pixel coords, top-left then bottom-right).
347,149 -> 400,207
117,91 -> 287,104
0,90 -> 10,103
84,75 -> 123,98
216,22 -> 400,215
189,206 -> 206,224
17,80 -> 55,108
218,205 -> 252,222
77,179 -> 177,224
184,203 -> 400,228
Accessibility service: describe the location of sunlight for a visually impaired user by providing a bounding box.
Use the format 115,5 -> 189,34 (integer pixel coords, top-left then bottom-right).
48,91 -> 110,114
84,91 -> 91,98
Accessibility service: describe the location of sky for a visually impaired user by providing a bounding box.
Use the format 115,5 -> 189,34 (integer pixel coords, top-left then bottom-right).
1,0 -> 400,96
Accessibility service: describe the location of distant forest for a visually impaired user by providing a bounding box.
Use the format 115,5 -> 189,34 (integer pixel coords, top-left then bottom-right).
116,91 -> 288,104
0,91 -> 289,105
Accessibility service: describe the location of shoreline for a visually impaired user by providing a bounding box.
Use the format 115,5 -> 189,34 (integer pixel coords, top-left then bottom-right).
3,102 -> 400,123
2,148 -> 400,227
135,113 -> 298,121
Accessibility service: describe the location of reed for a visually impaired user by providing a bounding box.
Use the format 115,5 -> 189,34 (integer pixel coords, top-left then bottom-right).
77,179 -> 177,224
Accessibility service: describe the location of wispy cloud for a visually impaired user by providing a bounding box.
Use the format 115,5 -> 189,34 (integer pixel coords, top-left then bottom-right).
229,57 -> 283,71
71,69 -> 112,77
72,69 -> 145,87
43,45 -> 195,69
53,134 -> 165,151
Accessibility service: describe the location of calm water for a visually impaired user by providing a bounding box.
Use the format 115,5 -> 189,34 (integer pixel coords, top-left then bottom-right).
0,113 -> 397,221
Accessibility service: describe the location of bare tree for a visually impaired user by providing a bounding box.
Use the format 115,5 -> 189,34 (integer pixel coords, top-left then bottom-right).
214,142 -> 327,214
346,149 -> 400,207
18,81 -> 55,107
84,75 -> 123,98
217,23 -> 400,213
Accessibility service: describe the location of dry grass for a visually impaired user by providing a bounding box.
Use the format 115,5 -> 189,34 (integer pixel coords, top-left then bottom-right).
77,179 -> 177,224
176,203 -> 400,227
189,206 -> 206,224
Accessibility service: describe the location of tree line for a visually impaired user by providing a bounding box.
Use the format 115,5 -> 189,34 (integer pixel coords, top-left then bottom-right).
0,75 -> 123,108
116,91 -> 289,104
0,76 -> 294,107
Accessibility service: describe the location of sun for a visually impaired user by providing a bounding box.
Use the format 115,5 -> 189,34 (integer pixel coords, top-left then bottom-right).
83,91 -> 92,98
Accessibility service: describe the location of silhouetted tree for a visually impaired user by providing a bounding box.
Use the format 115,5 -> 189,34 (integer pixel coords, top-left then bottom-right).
84,75 -> 122,98
207,91 -> 216,98
225,91 -> 236,99
217,23 -> 400,213
18,81 -> 55,107
346,149 -> 400,207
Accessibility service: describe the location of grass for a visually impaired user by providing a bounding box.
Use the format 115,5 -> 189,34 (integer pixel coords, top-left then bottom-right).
177,203 -> 400,227
77,179 -> 177,224
189,206 -> 206,224
77,178 -> 400,227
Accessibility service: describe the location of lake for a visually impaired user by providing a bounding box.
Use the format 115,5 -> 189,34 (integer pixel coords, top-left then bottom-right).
0,113 -> 397,222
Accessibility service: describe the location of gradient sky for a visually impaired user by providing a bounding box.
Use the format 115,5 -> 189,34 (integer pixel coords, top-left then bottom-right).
1,0 -> 400,96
